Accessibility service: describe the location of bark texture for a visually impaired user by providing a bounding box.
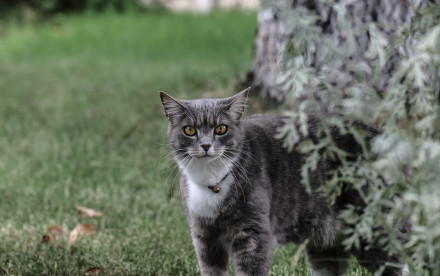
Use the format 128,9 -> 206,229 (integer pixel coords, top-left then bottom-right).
245,0 -> 288,102
246,0 -> 437,102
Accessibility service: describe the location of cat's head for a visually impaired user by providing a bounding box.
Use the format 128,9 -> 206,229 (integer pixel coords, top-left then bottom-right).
159,88 -> 249,164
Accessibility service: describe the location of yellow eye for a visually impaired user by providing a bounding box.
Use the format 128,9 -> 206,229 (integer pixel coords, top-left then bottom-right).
183,126 -> 196,136
215,125 -> 227,135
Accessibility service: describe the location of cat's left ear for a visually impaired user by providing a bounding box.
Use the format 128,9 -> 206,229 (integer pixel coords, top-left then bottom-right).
225,87 -> 250,120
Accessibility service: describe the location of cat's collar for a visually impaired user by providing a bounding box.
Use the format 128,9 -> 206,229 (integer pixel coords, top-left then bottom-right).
208,173 -> 229,193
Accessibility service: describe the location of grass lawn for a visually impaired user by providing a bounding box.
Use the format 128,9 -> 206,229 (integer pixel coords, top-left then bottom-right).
0,10 -> 369,275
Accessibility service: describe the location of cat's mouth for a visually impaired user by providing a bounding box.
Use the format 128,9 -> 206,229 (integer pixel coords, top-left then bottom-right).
191,151 -> 221,160
187,149 -> 225,160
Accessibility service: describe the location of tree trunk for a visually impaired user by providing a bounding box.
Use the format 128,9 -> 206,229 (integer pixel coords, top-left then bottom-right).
245,0 -> 431,102
243,0 -> 287,102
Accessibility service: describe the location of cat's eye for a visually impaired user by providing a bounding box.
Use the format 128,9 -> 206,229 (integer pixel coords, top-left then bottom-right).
183,126 -> 197,136
215,125 -> 228,135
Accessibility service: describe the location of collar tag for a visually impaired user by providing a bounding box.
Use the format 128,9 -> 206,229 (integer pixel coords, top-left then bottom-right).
208,185 -> 221,193
207,173 -> 229,194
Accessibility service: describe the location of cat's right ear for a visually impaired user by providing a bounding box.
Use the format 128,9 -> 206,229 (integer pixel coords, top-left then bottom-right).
159,92 -> 186,123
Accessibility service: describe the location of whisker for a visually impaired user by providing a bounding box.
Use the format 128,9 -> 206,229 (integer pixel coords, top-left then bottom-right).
219,156 -> 243,198
168,155 -> 192,199
224,149 -> 262,170
156,149 -> 187,173
220,155 -> 250,202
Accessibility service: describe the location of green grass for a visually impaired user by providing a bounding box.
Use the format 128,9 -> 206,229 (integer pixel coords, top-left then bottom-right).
0,11 -> 368,275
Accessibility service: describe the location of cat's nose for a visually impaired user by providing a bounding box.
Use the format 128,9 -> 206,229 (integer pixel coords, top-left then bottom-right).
201,144 -> 211,152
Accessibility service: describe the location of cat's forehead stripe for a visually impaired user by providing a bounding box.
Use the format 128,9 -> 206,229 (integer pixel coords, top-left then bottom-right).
185,99 -> 223,126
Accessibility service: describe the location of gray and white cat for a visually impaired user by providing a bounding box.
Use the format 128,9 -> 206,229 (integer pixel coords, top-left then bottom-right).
159,88 -> 407,276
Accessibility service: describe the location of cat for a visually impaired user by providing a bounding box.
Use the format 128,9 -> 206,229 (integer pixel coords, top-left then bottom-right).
159,88 -> 408,276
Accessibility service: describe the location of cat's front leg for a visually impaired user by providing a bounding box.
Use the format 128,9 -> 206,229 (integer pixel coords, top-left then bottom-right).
191,228 -> 229,276
230,227 -> 272,276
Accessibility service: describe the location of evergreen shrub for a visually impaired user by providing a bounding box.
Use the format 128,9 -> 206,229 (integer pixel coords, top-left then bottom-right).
274,0 -> 440,274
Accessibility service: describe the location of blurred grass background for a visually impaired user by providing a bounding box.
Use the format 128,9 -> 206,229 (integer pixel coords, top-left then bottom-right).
0,10 -> 259,275
0,9 -> 368,275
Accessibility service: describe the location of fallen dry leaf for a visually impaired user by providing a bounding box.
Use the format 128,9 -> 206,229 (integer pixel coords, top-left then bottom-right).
68,223 -> 97,246
75,205 -> 103,218
41,234 -> 52,244
41,225 -> 63,244
47,225 -> 63,237
85,266 -> 101,275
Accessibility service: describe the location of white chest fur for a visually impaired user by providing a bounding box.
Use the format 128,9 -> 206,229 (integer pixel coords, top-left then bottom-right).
178,157 -> 233,219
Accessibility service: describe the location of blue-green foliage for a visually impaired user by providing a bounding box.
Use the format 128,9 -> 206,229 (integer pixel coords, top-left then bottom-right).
275,0 -> 440,274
